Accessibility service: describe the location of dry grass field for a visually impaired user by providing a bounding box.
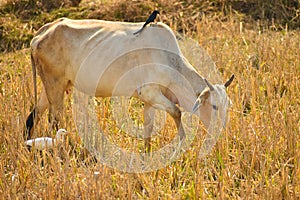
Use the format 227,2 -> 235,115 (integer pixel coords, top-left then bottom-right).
0,0 -> 299,199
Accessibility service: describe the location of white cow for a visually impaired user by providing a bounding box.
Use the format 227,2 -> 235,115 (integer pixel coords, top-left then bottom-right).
25,18 -> 234,151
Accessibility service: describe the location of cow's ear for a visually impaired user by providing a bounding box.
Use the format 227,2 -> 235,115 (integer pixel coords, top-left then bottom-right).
199,88 -> 210,103
192,88 -> 210,112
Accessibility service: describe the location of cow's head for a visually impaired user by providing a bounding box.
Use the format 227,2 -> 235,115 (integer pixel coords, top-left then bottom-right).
192,74 -> 234,129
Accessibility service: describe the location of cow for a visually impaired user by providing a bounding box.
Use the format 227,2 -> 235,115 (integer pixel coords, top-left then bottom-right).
25,18 -> 234,151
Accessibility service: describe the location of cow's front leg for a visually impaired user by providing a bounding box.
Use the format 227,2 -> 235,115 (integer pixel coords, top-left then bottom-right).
43,78 -> 66,133
139,85 -> 185,149
143,103 -> 155,152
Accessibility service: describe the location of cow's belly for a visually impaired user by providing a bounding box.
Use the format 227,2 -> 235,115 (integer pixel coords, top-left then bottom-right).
74,49 -> 178,97
73,64 -> 165,97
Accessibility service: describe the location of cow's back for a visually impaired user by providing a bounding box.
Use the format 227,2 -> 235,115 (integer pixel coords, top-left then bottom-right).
30,18 -> 186,95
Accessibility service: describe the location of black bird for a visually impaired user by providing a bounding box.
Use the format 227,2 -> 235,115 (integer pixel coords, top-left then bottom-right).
133,10 -> 160,35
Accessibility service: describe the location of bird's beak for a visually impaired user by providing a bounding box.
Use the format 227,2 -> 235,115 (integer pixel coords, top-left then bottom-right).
62,130 -> 69,136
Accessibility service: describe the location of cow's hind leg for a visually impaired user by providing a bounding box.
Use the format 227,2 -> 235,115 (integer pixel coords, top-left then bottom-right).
43,77 -> 67,133
25,88 -> 49,140
139,85 -> 185,151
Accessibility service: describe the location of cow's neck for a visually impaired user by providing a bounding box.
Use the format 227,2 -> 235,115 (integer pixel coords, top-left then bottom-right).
181,58 -> 207,95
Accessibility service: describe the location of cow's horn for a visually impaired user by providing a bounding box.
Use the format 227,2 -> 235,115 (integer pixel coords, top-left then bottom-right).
224,74 -> 234,88
204,79 -> 214,91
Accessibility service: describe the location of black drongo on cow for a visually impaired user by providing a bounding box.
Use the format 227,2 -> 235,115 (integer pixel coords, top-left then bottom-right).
133,10 -> 160,35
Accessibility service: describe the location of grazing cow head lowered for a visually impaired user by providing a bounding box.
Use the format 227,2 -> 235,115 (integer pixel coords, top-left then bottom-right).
192,74 -> 234,128
25,18 -> 234,153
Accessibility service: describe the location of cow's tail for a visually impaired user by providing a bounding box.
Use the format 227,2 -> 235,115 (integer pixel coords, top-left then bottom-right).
25,52 -> 37,140
31,52 -> 37,107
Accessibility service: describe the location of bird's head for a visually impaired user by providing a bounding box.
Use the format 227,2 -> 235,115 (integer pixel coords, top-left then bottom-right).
56,129 -> 68,141
153,10 -> 160,15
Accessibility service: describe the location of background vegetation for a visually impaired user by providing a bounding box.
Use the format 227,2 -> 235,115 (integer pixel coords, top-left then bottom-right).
1,0 -> 299,52
0,0 -> 299,199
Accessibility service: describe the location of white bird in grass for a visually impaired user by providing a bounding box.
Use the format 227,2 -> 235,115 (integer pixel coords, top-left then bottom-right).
25,129 -> 68,151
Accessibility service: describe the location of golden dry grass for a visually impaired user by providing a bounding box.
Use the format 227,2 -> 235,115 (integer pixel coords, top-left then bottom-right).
0,1 -> 300,199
